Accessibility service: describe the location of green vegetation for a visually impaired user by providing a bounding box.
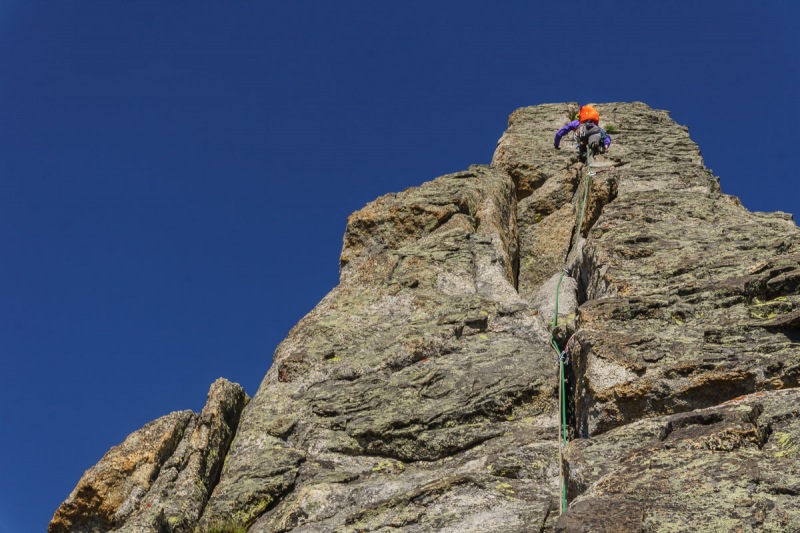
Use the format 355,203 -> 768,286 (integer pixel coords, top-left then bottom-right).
605,124 -> 619,134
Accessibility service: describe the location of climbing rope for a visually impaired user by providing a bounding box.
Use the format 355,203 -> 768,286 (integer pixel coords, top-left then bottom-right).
552,147 -> 593,515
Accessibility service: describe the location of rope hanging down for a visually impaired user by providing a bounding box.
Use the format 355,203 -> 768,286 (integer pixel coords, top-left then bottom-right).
552,150 -> 593,515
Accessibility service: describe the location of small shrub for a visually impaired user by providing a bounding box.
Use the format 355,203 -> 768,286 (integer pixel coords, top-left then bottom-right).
605,124 -> 619,134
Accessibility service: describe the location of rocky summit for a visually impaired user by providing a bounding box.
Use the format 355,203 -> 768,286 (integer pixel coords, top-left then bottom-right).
51,103 -> 800,532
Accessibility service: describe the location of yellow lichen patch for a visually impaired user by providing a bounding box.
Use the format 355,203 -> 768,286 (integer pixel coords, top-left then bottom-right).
371,459 -> 405,474
774,432 -> 800,459
748,296 -> 792,319
494,482 -> 515,497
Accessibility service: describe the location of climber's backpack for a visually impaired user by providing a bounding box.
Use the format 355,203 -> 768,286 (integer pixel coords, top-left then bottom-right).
576,122 -> 599,146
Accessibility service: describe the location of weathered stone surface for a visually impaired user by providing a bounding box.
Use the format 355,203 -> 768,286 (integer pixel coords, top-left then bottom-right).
49,379 -> 247,533
558,389 -> 800,532
52,103 -> 800,532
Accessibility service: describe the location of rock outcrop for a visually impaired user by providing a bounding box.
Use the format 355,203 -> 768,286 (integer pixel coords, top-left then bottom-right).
51,103 -> 800,532
50,379 -> 248,533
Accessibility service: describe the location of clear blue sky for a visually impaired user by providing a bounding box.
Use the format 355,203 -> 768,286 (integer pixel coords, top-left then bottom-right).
1,2 -> 797,531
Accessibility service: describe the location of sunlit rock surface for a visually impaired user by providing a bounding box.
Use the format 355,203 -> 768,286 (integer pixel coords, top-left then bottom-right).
52,103 -> 799,532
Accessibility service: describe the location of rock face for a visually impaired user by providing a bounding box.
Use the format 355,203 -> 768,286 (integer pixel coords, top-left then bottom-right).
51,103 -> 800,532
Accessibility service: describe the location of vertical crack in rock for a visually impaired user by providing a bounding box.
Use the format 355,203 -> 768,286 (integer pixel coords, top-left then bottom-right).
494,104 -> 622,447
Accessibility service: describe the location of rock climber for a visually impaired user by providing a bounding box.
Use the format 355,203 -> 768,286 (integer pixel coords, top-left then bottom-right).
553,104 -> 611,162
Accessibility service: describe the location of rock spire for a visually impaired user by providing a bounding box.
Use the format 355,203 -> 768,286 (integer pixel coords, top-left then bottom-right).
51,103 -> 800,532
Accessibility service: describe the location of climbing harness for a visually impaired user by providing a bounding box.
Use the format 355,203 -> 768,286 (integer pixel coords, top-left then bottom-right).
572,125 -> 608,161
551,149 -> 593,515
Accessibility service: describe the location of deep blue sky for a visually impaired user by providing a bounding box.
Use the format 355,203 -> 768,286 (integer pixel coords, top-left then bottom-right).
1,2 -> 797,531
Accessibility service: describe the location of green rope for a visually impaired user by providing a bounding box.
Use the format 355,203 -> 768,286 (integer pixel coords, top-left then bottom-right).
577,151 -> 592,239
552,147 -> 593,515
552,270 -> 568,447
559,352 -> 567,512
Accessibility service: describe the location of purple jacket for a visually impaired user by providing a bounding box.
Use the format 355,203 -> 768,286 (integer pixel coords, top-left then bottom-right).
554,120 -> 612,149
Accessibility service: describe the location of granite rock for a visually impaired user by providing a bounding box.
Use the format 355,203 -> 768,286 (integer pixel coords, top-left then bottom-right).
51,103 -> 799,532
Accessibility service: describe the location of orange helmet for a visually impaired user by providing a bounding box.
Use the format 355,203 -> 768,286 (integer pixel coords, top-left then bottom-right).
578,105 -> 600,124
